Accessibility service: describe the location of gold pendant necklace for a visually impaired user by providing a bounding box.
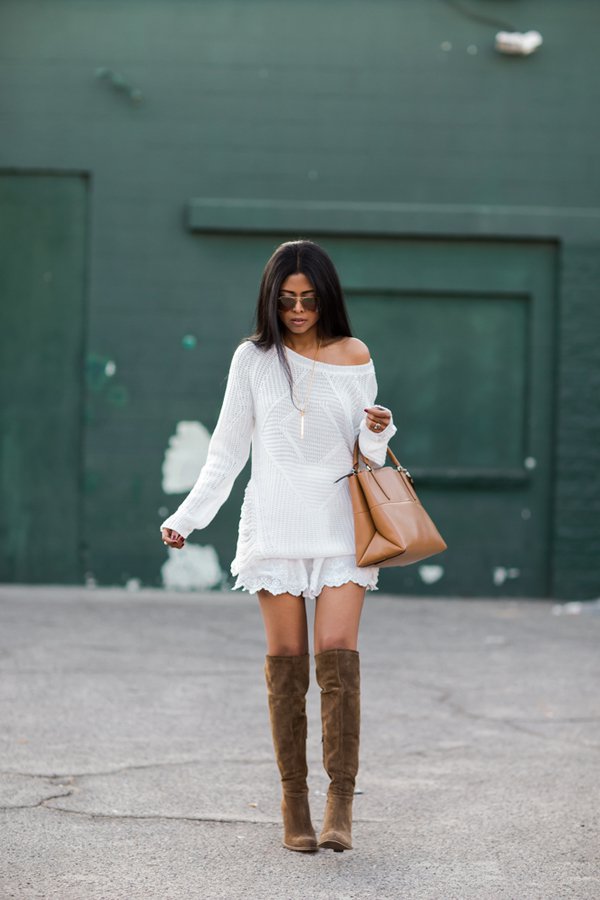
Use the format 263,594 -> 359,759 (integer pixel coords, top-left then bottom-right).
285,338 -> 322,439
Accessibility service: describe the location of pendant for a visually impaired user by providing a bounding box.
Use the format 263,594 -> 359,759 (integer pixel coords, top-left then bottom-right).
300,410 -> 305,439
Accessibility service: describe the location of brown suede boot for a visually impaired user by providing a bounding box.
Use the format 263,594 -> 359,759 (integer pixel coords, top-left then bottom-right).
264,654 -> 318,852
314,648 -> 360,852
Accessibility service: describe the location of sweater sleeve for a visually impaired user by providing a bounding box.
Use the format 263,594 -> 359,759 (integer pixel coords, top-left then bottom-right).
355,364 -> 397,468
159,342 -> 255,539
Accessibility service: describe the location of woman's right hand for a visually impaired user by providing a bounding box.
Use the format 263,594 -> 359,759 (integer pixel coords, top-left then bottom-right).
162,527 -> 185,549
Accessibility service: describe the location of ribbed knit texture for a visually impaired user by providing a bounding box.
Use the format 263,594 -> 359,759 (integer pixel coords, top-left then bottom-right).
160,340 -> 397,571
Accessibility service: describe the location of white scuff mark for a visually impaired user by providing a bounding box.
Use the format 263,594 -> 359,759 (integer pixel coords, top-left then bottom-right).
161,543 -> 224,591
162,421 -> 212,494
495,30 -> 543,57
524,456 -> 537,470
552,598 -> 600,616
157,506 -> 169,517
105,360 -> 116,377
85,572 -> 97,589
521,508 -> 532,520
125,578 -> 142,591
493,566 -> 521,586
418,564 -> 444,584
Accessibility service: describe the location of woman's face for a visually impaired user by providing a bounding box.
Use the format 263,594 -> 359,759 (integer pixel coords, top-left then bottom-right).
277,272 -> 320,337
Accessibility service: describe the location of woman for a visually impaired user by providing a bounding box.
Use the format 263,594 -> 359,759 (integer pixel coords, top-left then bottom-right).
160,239 -> 396,853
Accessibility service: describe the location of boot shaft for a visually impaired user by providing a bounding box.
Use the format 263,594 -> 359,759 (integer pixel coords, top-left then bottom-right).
264,653 -> 311,795
315,649 -> 361,797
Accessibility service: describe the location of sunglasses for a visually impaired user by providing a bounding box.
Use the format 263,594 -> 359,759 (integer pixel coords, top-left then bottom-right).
277,295 -> 319,313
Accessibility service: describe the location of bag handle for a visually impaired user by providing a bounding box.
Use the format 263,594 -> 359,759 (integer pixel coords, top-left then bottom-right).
333,437 -> 414,484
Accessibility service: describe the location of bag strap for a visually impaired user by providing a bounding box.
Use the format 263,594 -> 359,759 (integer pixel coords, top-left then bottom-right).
333,437 -> 414,485
329,437 -> 415,485
352,435 -> 402,469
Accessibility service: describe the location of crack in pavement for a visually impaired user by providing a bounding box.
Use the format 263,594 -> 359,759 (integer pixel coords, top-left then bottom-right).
0,789 -> 74,811
434,690 -> 600,750
403,678 -> 600,749
2,801 -> 386,826
0,756 -> 274,781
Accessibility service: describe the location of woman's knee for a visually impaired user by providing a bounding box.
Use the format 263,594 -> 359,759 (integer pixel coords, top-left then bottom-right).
314,634 -> 358,654
267,641 -> 309,657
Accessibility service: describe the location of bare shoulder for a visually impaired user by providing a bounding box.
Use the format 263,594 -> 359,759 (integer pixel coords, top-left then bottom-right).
342,337 -> 371,365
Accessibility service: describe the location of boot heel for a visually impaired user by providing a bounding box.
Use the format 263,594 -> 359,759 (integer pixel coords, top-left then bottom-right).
317,792 -> 354,851
281,794 -> 318,852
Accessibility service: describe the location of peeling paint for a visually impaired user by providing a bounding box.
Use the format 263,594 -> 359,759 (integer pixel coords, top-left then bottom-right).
161,421 -> 211,494
86,353 -> 117,392
161,543 -> 224,591
418,564 -> 444,585
552,599 -> 600,616
493,566 -> 521,587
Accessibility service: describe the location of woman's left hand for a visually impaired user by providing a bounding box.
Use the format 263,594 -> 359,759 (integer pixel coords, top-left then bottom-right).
364,405 -> 392,433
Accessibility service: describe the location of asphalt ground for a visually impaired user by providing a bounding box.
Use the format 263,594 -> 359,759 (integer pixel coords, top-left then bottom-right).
0,585 -> 598,900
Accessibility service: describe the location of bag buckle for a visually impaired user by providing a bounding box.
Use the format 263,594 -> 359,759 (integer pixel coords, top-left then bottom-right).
333,467 -> 358,484
397,464 -> 414,484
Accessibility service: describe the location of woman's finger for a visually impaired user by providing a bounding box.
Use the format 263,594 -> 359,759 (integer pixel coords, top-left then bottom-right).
365,407 -> 391,429
365,406 -> 391,421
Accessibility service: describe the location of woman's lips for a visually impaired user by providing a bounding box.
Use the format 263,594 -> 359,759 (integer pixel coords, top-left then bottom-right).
291,319 -> 307,324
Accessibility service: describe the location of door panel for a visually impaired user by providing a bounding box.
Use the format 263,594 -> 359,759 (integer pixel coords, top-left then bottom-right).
0,173 -> 87,583
334,237 -> 557,598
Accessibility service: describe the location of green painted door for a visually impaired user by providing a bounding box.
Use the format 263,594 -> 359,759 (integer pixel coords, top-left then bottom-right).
196,234 -> 557,598
0,173 -> 88,583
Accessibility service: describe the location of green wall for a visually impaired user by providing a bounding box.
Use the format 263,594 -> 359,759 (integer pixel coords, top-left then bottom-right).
0,0 -> 598,597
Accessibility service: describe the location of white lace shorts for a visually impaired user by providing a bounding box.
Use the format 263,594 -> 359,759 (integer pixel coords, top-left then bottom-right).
230,554 -> 380,600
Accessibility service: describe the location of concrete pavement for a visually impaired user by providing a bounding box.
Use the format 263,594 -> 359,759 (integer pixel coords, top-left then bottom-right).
0,585 -> 598,900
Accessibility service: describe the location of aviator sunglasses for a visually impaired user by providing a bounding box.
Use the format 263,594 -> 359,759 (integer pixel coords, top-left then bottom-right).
277,293 -> 320,313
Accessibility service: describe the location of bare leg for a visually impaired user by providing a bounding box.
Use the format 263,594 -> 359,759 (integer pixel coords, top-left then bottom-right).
313,581 -> 366,653
257,589 -> 309,656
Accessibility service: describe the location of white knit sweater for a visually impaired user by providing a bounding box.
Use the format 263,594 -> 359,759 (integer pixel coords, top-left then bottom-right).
160,340 -> 397,572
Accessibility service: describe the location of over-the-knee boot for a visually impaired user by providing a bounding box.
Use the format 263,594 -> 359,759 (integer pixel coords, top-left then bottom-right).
264,654 -> 318,852
314,648 -> 360,852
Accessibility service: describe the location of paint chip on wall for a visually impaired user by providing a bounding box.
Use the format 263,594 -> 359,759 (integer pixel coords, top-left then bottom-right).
493,567 -> 521,586
162,421 -> 212,494
161,543 -> 224,591
418,564 -> 444,584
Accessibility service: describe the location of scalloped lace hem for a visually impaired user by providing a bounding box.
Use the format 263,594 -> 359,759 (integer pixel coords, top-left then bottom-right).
230,554 -> 379,600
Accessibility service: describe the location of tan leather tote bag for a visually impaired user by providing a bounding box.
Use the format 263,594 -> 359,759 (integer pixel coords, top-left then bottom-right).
344,437 -> 448,568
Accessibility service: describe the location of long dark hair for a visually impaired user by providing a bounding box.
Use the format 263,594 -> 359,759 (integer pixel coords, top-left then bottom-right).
244,239 -> 354,409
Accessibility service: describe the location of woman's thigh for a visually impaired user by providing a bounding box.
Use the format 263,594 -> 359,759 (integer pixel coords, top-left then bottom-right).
313,581 -> 366,654
257,589 -> 309,656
